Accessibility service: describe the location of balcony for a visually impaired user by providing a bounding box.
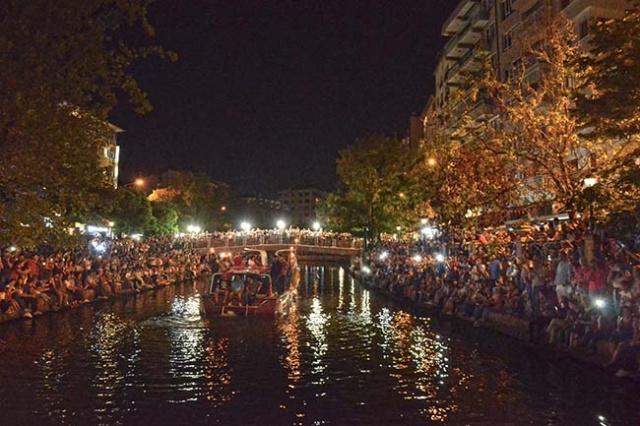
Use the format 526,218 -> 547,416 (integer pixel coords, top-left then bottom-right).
443,2 -> 490,59
473,6 -> 490,28
442,0 -> 477,35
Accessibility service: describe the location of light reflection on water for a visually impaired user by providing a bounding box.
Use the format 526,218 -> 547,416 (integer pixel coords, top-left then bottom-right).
0,271 -> 638,425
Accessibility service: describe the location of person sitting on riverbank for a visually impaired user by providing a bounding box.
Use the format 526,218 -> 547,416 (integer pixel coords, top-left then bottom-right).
608,306 -> 635,359
605,313 -> 640,377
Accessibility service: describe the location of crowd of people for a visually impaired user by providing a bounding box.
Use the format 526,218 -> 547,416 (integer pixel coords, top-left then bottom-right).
183,228 -> 362,250
362,219 -> 640,378
0,237 -> 212,320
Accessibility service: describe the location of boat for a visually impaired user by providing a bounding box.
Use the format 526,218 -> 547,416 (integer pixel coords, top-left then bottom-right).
199,248 -> 299,317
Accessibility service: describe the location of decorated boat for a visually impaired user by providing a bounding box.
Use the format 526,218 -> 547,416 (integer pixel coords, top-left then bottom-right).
200,248 -> 299,317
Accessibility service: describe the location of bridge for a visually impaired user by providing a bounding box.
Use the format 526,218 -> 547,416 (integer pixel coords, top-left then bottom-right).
192,234 -> 363,263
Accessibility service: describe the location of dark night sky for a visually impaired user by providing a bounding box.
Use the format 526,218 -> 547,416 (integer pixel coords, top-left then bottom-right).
110,0 -> 458,196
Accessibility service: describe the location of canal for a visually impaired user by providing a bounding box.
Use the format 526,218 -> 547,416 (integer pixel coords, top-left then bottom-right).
0,265 -> 638,426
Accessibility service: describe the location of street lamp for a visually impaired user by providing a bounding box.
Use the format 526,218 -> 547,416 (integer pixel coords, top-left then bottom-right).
312,221 -> 321,246
583,177 -> 598,233
186,224 -> 201,233
240,221 -> 251,245
277,219 -> 286,243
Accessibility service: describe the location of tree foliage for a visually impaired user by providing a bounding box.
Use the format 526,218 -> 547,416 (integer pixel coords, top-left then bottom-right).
0,0 -> 175,248
448,12 -> 633,220
149,170 -> 228,231
423,124 -> 519,228
575,1 -> 640,237
577,1 -> 640,139
110,187 -> 155,236
322,136 -> 428,241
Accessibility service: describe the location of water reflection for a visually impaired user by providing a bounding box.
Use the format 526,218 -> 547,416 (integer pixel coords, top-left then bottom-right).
146,294 -> 234,409
0,268 -> 638,425
88,312 -> 136,425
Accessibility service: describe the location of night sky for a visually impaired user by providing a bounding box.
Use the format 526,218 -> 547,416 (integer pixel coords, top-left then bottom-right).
111,0 -> 458,196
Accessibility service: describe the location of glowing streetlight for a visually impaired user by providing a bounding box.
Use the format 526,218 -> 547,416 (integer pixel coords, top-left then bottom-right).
186,224 -> 201,233
240,221 -> 251,245
277,219 -> 286,243
134,178 -> 144,187
312,221 -> 321,246
583,177 -> 598,232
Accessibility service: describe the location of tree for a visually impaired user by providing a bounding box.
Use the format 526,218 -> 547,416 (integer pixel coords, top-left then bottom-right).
577,1 -> 640,139
149,170 -> 227,231
150,202 -> 179,236
422,123 -> 519,229
110,187 -> 155,236
322,136 -> 426,242
0,0 -> 175,247
455,12 -> 626,219
575,2 -> 640,236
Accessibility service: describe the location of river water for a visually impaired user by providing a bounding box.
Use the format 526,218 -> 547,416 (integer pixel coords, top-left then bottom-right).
0,265 -> 638,426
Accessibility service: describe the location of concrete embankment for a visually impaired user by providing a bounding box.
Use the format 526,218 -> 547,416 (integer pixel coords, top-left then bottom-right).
0,275 -> 209,325
360,278 -> 637,379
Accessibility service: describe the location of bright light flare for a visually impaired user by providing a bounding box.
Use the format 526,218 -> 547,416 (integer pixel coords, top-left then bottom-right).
186,224 -> 201,233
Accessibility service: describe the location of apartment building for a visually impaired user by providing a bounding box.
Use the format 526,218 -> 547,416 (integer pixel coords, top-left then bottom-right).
434,0 -> 629,110
100,123 -> 123,188
279,188 -> 325,228
425,0 -> 631,221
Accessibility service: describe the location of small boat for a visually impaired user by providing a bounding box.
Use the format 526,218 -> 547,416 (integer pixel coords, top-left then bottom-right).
200,269 -> 278,316
200,249 -> 298,317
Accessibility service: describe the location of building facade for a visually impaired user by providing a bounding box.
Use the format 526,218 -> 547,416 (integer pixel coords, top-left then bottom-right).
99,123 -> 123,188
279,188 -> 325,228
434,0 -> 629,111
425,0 -> 631,222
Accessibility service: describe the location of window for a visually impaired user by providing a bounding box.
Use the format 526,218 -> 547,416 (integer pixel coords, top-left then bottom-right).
502,31 -> 513,51
512,58 -> 523,71
501,0 -> 514,20
578,20 -> 589,39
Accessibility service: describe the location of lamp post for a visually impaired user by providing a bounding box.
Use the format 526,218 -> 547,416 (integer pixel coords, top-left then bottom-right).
240,221 -> 251,245
582,177 -> 598,263
277,219 -> 286,244
583,177 -> 598,233
312,221 -> 321,246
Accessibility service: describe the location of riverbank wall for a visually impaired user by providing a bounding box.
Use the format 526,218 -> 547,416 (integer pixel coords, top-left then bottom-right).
0,274 -> 210,325
359,277 -> 635,378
